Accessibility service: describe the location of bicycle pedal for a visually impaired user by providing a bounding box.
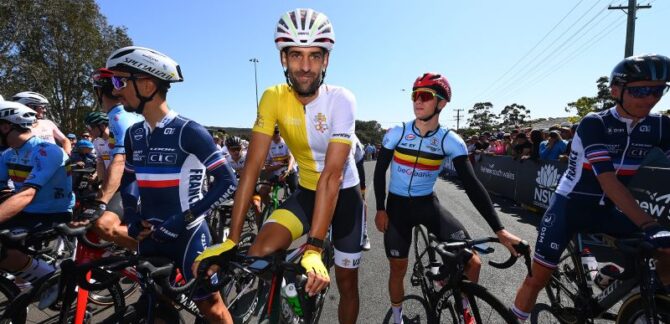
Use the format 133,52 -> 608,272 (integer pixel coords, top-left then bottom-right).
410,274 -> 422,287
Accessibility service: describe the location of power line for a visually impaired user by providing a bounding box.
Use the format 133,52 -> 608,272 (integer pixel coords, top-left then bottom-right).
471,0 -> 587,101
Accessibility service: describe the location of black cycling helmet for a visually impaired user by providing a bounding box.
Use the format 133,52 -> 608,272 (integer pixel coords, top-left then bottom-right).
610,54 -> 670,86
225,136 -> 242,148
84,111 -> 109,125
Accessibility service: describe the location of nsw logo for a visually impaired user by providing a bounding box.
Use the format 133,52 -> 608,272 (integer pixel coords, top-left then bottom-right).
534,164 -> 561,208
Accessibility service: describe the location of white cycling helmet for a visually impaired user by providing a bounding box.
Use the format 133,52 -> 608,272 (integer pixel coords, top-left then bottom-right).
275,8 -> 335,51
106,46 -> 183,82
0,101 -> 37,129
12,91 -> 50,108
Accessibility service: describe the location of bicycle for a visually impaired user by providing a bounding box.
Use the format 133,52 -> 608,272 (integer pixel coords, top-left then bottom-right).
257,179 -> 290,223
202,238 -> 335,324
411,225 -> 532,323
531,233 -> 670,324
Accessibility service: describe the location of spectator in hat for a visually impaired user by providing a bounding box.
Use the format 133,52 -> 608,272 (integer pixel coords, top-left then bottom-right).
71,139 -> 97,169
540,130 -> 567,160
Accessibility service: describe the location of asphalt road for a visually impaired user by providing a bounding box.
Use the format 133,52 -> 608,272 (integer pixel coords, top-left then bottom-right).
317,161 -> 546,324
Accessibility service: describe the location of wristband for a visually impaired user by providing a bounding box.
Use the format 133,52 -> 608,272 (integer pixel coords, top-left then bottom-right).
306,236 -> 325,249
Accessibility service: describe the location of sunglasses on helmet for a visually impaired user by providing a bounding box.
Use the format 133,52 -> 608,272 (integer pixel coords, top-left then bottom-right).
625,85 -> 669,99
411,90 -> 445,102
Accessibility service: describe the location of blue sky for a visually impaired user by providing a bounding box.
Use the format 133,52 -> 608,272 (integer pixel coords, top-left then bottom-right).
98,0 -> 670,130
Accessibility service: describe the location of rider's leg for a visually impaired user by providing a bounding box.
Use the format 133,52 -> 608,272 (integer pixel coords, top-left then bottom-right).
513,262 -> 554,321
195,293 -> 233,324
335,266 -> 360,324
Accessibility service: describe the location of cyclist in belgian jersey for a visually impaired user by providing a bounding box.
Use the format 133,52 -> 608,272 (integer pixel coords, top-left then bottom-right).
374,73 -> 522,324
512,54 -> 670,322
12,91 -> 72,155
0,101 -> 74,309
106,46 -> 237,323
195,9 -> 365,324
73,68 -> 144,251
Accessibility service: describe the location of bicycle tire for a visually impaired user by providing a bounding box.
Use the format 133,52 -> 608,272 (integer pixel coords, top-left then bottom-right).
412,225 -> 435,297
435,281 -> 518,324
55,267 -> 126,323
616,292 -> 670,323
529,303 -> 562,324
87,272 -> 139,306
0,275 -> 24,324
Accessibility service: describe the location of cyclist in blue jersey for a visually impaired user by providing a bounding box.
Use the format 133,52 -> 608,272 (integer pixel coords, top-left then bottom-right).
73,68 -> 145,250
0,101 -> 74,309
374,73 -> 522,324
106,46 -> 238,323
512,54 -> 670,322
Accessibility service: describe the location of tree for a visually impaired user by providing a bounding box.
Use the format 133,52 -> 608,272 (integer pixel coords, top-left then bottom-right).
0,0 -> 132,135
565,76 -> 615,118
355,120 -> 385,145
467,102 -> 497,133
499,103 -> 531,128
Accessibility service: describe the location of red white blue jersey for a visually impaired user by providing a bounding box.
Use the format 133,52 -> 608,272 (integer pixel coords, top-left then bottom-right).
557,107 -> 670,198
124,111 -> 236,224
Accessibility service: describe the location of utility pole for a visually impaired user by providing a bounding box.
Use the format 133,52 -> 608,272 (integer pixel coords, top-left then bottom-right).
249,58 -> 260,109
453,108 -> 464,131
608,1 -> 651,57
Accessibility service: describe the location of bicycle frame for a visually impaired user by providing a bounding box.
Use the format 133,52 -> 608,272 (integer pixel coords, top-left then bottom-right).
551,233 -> 662,321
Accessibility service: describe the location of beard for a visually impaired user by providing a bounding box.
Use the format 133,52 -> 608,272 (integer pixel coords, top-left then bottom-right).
287,70 -> 323,97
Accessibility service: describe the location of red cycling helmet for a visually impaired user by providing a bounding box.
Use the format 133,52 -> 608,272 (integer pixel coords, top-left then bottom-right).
413,73 -> 452,102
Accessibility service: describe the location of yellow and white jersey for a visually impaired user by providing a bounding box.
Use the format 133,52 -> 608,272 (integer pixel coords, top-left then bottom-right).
253,84 -> 359,190
93,137 -> 113,169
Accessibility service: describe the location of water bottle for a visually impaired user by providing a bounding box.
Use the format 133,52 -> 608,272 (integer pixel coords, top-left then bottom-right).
281,282 -> 304,317
594,262 -> 623,289
429,261 -> 444,290
580,248 -> 598,287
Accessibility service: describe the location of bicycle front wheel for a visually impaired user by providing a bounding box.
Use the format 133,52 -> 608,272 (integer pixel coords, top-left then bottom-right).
412,225 -> 436,296
436,281 -> 518,324
543,244 -> 584,323
616,292 -> 670,323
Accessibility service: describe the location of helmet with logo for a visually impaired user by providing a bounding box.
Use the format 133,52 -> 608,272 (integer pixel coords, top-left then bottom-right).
77,140 -> 94,150
225,136 -> 242,148
0,101 -> 37,129
12,91 -> 50,108
610,54 -> 670,86
106,46 -> 183,82
413,73 -> 452,102
275,8 -> 335,52
84,111 -> 109,125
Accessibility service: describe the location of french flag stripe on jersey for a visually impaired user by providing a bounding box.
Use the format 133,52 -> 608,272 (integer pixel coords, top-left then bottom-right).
206,157 -> 226,171
136,173 -> 180,188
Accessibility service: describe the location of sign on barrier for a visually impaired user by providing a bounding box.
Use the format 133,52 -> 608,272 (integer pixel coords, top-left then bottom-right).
472,155 -> 517,200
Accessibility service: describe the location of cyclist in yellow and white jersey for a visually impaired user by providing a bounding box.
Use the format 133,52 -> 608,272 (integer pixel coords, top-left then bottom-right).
195,8 -> 364,324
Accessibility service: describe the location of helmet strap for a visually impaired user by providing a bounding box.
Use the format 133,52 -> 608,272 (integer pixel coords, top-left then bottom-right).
126,78 -> 158,115
615,84 -> 647,119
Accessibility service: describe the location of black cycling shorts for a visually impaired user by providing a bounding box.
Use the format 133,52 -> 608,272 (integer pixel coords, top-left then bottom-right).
266,185 -> 364,268
384,193 -> 470,259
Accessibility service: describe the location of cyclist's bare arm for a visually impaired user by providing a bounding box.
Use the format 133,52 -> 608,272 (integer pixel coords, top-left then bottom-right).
229,131 -> 272,242
309,142 -> 350,244
97,154 -> 125,204
96,157 -> 106,183
53,128 -> 72,155
0,187 -> 36,223
597,171 -> 655,228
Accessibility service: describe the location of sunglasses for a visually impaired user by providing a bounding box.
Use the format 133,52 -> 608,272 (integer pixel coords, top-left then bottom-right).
229,147 -> 241,152
111,75 -> 150,90
625,85 -> 669,98
411,90 -> 445,102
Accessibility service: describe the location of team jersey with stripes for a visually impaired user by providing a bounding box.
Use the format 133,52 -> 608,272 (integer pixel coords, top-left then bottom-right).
556,107 -> 670,198
266,137 -> 297,176
93,137 -> 112,169
124,111 -> 237,223
0,136 -> 74,213
108,104 -> 144,156
253,84 -> 359,190
382,121 -> 468,197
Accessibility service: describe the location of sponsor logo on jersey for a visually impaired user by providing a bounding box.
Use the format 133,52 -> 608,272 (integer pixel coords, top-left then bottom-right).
542,212 -> 556,227
148,152 -> 177,164
565,150 -> 579,181
405,134 -> 416,141
164,128 -> 175,135
188,169 -> 204,204
430,137 -> 439,146
639,125 -> 651,133
133,128 -> 144,140
397,165 -> 431,178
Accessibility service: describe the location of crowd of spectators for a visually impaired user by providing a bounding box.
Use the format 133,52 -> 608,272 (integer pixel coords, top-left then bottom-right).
464,122 -> 577,162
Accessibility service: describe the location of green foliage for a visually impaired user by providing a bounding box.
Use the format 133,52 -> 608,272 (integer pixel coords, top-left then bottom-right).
355,120 -> 385,145
499,103 -> 531,128
565,76 -> 615,118
467,102 -> 497,132
0,0 -> 132,135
